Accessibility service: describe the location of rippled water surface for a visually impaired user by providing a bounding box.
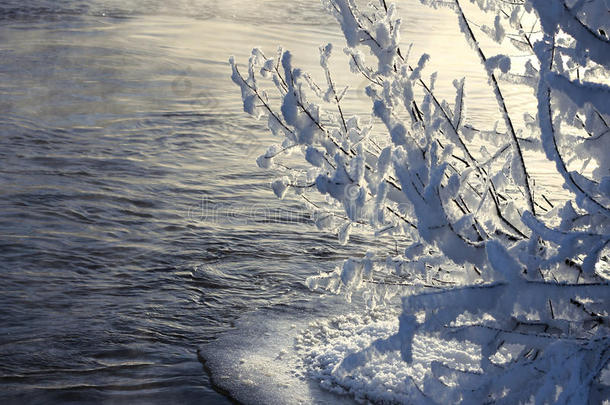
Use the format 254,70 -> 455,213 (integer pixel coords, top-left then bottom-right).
0,1 -> 554,403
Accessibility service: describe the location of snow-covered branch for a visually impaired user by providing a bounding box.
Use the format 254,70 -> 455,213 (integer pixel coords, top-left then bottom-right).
230,0 -> 610,402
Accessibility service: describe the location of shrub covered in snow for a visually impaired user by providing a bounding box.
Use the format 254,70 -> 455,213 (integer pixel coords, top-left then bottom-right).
230,0 -> 609,402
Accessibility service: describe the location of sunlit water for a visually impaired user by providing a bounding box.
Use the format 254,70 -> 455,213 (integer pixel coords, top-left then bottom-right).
0,1 -> 560,403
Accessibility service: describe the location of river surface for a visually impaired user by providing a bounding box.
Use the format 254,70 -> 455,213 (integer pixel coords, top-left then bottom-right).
0,1 -> 556,404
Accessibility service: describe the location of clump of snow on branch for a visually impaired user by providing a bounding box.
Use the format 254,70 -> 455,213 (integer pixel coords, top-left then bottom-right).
230,0 -> 610,402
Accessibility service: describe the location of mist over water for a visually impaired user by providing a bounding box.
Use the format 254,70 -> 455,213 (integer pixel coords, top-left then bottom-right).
0,1 -> 559,403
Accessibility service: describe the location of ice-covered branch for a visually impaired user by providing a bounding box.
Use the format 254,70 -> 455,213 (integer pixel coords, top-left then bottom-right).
454,0 -> 536,216
230,0 -> 610,402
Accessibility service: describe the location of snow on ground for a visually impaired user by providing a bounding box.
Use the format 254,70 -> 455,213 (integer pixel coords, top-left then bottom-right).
199,295 -> 358,404
295,308 -> 481,404
201,295 -> 482,404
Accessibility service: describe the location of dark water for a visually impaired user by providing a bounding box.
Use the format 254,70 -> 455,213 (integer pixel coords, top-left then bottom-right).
0,1 -> 360,403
